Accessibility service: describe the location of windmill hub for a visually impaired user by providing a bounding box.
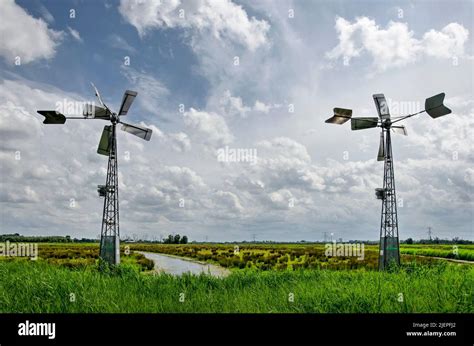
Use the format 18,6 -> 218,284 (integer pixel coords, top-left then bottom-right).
37,83 -> 153,266
325,92 -> 452,270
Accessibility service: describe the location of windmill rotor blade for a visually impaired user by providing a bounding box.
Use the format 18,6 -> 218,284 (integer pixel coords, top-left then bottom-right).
37,110 -> 66,124
97,125 -> 112,156
120,122 -> 152,141
90,82 -> 110,111
351,117 -> 379,130
425,93 -> 452,118
325,107 -> 352,124
83,104 -> 110,120
118,90 -> 138,116
392,125 -> 407,136
373,94 -> 391,120
377,131 -> 385,161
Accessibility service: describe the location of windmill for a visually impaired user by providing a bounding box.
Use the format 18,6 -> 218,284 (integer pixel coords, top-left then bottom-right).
37,83 -> 152,265
325,93 -> 452,270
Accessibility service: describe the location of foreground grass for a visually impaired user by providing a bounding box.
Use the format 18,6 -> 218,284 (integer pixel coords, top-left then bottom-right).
0,260 -> 472,313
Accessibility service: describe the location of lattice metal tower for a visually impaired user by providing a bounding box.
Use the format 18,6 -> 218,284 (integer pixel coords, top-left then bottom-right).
37,83 -> 152,265
378,125 -> 399,269
99,124 -> 120,264
325,92 -> 452,270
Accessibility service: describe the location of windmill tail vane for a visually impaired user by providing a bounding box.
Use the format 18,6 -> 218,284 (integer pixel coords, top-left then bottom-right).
325,92 -> 452,270
37,83 -> 153,265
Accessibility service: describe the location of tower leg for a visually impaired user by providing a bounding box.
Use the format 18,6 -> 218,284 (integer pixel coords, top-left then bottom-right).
379,128 -> 400,270
99,124 -> 120,265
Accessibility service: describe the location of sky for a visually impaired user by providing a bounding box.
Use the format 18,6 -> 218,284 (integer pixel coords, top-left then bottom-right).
0,0 -> 472,242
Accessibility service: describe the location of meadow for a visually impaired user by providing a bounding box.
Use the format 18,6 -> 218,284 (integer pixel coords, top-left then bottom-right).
0,242 -> 472,313
127,243 -> 473,270
0,259 -> 472,313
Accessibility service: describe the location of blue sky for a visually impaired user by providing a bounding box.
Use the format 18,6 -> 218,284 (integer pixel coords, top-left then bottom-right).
0,0 -> 473,242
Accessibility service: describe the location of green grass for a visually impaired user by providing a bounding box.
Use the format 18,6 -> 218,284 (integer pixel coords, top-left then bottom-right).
400,245 -> 474,261
0,259 -> 472,313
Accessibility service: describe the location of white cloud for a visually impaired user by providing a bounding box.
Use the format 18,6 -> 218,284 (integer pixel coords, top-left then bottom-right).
215,190 -> 244,213
327,16 -> 470,71
0,0 -> 63,64
219,90 -> 251,117
118,0 -> 269,51
253,100 -> 271,113
218,90 -> 272,117
107,34 -> 137,53
257,137 -> 312,164
68,27 -> 83,43
168,132 -> 191,152
464,168 -> 474,187
183,108 -> 233,148
38,4 -> 54,24
423,23 -> 469,59
124,122 -> 191,153
120,66 -> 170,116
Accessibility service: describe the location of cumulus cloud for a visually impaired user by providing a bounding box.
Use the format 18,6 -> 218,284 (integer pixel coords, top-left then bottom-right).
118,0 -> 269,51
215,190 -> 244,213
219,90 -> 272,117
167,132 -> 191,152
0,0 -> 63,64
326,16 -> 470,71
183,108 -> 233,148
423,23 -> 470,59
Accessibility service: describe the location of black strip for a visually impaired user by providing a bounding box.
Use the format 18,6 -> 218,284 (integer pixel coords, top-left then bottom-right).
0,313 -> 472,345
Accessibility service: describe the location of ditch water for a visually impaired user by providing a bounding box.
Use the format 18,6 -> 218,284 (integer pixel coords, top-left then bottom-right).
137,251 -> 231,278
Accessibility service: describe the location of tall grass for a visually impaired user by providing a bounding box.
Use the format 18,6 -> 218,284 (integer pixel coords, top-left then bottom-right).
0,260 -> 471,313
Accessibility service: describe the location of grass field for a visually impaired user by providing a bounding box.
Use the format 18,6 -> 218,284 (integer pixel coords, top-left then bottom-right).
127,243 -> 473,270
0,259 -> 472,313
0,242 -> 472,313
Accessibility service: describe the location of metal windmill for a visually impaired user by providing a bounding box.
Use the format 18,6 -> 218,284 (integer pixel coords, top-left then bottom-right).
37,84 -> 152,265
325,93 -> 451,270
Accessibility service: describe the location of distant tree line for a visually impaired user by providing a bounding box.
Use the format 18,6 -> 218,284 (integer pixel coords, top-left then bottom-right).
402,237 -> 472,245
0,233 -> 78,243
0,233 -> 192,244
1,233 -> 470,245
162,234 -> 188,244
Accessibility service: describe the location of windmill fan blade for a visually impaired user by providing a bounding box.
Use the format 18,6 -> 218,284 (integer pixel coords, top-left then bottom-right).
377,131 -> 385,161
97,125 -> 112,156
90,82 -> 108,109
121,122 -> 152,141
37,110 -> 66,124
325,108 -> 352,124
425,93 -> 452,118
351,117 -> 378,130
373,94 -> 391,120
83,104 -> 110,119
392,126 -> 407,136
118,90 -> 138,116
